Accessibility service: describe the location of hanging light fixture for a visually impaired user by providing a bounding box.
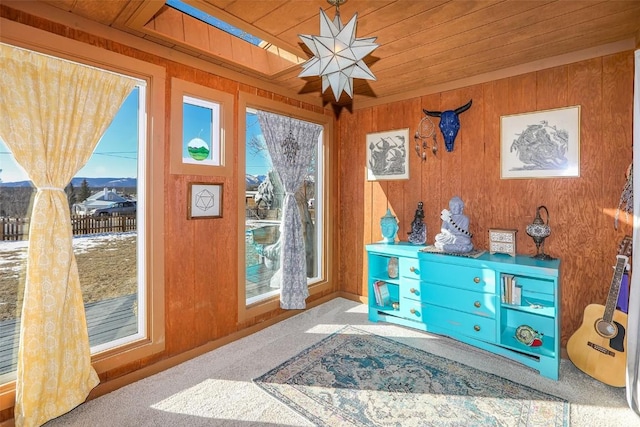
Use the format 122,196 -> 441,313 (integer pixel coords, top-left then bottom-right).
298,0 -> 378,101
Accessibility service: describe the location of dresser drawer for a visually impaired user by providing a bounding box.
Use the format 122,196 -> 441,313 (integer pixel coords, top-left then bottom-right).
420,261 -> 496,293
423,303 -> 496,342
404,283 -> 497,318
399,257 -> 421,279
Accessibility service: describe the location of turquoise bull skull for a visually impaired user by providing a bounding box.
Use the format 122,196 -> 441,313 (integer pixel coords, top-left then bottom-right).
423,99 -> 473,152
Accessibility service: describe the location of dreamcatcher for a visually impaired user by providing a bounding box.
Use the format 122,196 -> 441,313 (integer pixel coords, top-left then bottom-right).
614,163 -> 633,230
414,115 -> 438,160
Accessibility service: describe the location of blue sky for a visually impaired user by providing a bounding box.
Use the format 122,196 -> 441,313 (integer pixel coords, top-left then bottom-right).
245,111 -> 271,177
0,88 -> 140,183
0,89 -> 271,183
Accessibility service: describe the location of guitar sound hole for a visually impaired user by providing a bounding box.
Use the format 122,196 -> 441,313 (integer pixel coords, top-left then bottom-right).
595,319 -> 617,338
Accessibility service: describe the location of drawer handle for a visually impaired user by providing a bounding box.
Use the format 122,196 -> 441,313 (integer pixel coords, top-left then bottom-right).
474,325 -> 481,332
473,277 -> 481,284
474,301 -> 481,308
409,266 -> 416,273
410,308 -> 417,314
410,287 -> 417,294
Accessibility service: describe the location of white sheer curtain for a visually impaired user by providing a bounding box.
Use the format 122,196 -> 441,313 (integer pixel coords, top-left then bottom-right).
257,111 -> 322,309
627,48 -> 640,414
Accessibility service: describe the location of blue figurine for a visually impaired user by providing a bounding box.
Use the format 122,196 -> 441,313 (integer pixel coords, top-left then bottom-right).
380,209 -> 399,243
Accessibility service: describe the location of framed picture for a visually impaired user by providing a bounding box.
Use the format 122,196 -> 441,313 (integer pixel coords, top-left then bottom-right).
366,128 -> 410,181
500,105 -> 580,179
188,182 -> 223,219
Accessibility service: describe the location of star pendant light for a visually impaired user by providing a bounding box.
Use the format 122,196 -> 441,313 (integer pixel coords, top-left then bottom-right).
298,0 -> 378,101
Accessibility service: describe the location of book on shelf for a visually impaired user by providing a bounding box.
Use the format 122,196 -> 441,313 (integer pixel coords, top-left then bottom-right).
372,280 -> 382,305
512,281 -> 522,305
502,274 -> 513,304
501,274 -> 522,305
373,280 -> 390,306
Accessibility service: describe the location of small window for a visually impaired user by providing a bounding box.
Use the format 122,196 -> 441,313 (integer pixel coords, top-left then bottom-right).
170,78 -> 234,176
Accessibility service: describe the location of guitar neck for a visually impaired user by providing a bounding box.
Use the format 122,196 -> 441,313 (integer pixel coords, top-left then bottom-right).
603,255 -> 628,322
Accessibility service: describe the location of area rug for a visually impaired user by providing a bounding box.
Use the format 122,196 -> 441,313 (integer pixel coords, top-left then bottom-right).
253,326 -> 569,426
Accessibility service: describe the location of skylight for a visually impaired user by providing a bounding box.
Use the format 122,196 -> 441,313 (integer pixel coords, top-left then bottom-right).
166,0 -> 262,46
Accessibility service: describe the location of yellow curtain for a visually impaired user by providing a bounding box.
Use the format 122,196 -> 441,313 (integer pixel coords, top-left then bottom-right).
0,44 -> 136,427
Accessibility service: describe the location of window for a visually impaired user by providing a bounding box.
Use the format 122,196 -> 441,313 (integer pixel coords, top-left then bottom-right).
182,96 -> 221,167
238,93 -> 332,319
0,36 -> 165,403
0,85 -> 146,378
170,78 -> 234,176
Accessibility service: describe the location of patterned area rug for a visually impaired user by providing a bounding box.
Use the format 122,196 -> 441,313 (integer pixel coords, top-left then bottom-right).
254,326 -> 569,426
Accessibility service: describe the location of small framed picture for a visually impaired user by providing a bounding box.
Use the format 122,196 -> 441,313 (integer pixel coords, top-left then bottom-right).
366,128 -> 410,181
188,182 -> 223,219
500,105 -> 580,179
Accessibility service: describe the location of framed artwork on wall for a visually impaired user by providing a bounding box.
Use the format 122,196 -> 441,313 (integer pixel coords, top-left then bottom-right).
366,128 -> 410,181
500,105 -> 580,179
188,182 -> 223,219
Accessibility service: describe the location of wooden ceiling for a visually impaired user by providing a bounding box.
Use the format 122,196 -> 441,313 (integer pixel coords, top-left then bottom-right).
33,1 -> 640,107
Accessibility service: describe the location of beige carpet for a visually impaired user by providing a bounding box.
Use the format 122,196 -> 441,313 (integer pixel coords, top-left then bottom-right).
45,298 -> 639,426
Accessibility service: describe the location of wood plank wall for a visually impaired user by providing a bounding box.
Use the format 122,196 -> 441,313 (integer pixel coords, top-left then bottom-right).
338,52 -> 635,346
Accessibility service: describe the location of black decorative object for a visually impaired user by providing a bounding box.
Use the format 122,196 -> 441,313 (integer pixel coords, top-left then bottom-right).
526,205 -> 555,260
408,202 -> 427,244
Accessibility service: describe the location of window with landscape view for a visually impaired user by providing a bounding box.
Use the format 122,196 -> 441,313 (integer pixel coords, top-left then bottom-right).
0,79 -> 148,383
243,107 -> 324,306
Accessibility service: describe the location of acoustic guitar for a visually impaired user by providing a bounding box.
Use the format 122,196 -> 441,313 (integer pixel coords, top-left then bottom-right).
566,236 -> 632,387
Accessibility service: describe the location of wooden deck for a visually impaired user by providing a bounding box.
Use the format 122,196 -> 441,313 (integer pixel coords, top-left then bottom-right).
0,294 -> 137,376
0,265 -> 277,375
246,263 -> 278,298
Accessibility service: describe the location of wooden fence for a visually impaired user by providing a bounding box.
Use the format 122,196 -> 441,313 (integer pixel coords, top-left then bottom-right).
1,215 -> 137,241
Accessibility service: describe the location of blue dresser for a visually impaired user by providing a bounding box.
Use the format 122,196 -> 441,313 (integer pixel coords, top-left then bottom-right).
366,242 -> 561,380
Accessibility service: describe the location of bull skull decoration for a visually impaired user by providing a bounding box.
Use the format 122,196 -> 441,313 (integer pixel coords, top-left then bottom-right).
423,99 -> 473,152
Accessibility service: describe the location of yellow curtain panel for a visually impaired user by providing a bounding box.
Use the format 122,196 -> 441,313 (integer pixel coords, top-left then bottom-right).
0,43 -> 136,427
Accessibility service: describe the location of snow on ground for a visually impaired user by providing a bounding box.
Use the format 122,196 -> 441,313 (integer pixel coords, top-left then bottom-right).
0,232 -> 137,268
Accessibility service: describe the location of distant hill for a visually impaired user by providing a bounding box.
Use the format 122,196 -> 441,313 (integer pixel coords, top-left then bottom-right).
246,174 -> 266,188
2,176 -> 266,188
0,177 -> 137,188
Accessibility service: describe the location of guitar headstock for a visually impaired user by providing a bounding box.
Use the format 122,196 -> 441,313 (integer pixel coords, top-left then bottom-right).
618,235 -> 633,258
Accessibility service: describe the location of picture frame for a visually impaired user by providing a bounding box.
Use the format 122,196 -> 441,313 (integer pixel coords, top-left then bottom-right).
188,182 -> 223,219
170,78 -> 234,177
500,105 -> 580,179
366,128 -> 410,181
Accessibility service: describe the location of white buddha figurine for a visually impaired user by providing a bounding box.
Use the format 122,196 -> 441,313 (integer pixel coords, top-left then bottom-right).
434,196 -> 473,253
